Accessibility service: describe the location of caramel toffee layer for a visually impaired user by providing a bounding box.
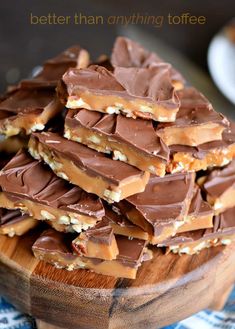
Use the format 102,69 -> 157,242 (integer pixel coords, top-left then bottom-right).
29,132 -> 149,203
0,88 -> 63,137
0,150 -> 104,231
20,45 -> 90,89
202,160 -> 235,214
72,218 -> 119,260
111,36 -> 185,90
32,228 -> 152,279
159,206 -> 235,254
65,109 -> 169,176
0,208 -> 37,236
168,122 -> 235,173
117,172 -> 195,242
157,87 -> 228,147
58,64 -> 180,122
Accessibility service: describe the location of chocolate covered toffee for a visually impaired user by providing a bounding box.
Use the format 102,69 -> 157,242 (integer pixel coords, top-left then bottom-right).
64,109 -> 169,176
32,228 -> 152,279
201,160 -> 235,214
116,172 -> 195,244
29,132 -> 150,203
157,87 -> 228,146
0,150 -> 104,232
72,218 -> 119,260
168,122 -> 235,173
159,207 -> 235,254
0,88 -> 63,137
111,36 -> 185,91
58,64 -> 180,122
0,208 -> 37,237
0,36 -> 235,278
20,45 -> 90,89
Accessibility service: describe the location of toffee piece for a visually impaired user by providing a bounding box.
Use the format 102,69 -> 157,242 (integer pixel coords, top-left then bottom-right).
28,132 -> 150,203
64,109 -> 169,176
201,160 -> 235,214
20,45 -> 90,89
159,206 -> 235,254
157,87 -> 228,147
58,64 -> 180,122
117,172 -> 195,244
168,122 -> 235,173
32,228 -> 152,279
0,208 -> 37,237
72,218 -> 119,260
0,88 -> 63,137
0,150 -> 104,233
111,36 -> 185,90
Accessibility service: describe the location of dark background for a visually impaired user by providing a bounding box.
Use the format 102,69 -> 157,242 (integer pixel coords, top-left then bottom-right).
0,0 -> 235,92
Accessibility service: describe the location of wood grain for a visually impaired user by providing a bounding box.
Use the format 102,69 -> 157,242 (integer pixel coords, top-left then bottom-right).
0,229 -> 234,329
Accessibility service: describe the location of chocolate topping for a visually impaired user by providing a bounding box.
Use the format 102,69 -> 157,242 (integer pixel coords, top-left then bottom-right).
66,109 -> 169,160
158,87 -> 228,130
0,89 -> 56,119
20,45 -> 90,89
115,235 -> 147,268
0,150 -> 104,218
161,206 -> 235,246
111,37 -> 185,84
32,132 -> 145,185
114,65 -> 176,102
188,186 -> 213,217
80,218 -> 114,245
111,36 -> 162,69
118,172 -> 195,235
32,229 -> 76,257
61,64 -> 179,108
0,208 -> 29,226
202,160 -> 235,198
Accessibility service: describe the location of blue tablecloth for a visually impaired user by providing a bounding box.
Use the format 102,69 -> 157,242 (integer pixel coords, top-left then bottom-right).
1,287 -> 235,329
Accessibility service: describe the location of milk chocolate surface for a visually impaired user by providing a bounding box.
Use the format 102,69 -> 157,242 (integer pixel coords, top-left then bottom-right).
115,235 -> 148,268
111,37 -> 185,86
157,87 -> 228,146
0,208 -> 29,226
33,228 -> 76,256
78,218 -> 114,246
118,172 -> 195,235
20,45 -> 89,89
162,87 -> 226,126
65,109 -> 169,160
0,89 -> 56,117
0,150 -> 104,218
202,160 -> 235,198
31,132 -> 146,186
188,187 -> 213,218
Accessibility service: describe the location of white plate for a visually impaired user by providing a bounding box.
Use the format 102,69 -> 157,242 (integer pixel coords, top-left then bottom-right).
208,29 -> 235,104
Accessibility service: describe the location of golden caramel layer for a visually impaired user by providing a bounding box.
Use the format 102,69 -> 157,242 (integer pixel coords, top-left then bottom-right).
65,92 -> 178,122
